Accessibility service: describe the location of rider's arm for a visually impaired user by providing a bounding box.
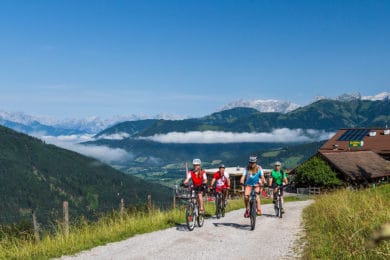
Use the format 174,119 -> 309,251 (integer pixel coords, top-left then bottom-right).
210,178 -> 216,187
202,171 -> 207,184
183,171 -> 191,185
283,171 -> 288,185
227,178 -> 231,189
240,169 -> 247,184
269,177 -> 273,187
261,175 -> 266,185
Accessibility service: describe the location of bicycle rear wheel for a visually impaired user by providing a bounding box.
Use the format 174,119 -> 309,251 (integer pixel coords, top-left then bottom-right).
250,200 -> 256,230
186,202 -> 196,231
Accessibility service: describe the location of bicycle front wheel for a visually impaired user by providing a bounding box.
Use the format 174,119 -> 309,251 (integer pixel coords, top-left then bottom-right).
250,200 -> 256,230
186,202 -> 196,231
216,195 -> 221,219
197,207 -> 204,227
221,197 -> 226,218
278,198 -> 283,218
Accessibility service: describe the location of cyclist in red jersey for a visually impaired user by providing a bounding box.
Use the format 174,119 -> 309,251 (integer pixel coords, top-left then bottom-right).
210,164 -> 230,215
184,158 -> 207,214
210,164 -> 230,198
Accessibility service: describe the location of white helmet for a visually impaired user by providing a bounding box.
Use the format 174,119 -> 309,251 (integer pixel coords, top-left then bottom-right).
192,158 -> 201,165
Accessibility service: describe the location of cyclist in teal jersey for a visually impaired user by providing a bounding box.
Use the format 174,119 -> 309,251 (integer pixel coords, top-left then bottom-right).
240,156 -> 265,218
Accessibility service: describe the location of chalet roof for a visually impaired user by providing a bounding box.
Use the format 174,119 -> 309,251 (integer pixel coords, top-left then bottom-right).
320,128 -> 390,155
319,151 -> 390,181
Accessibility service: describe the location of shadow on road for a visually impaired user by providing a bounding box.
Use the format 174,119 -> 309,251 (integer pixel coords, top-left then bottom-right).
212,222 -> 251,230
176,224 -> 189,231
261,213 -> 277,218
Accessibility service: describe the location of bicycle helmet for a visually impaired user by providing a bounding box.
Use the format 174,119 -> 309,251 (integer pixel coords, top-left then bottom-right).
219,164 -> 225,169
248,155 -> 257,163
192,158 -> 201,165
274,161 -> 282,166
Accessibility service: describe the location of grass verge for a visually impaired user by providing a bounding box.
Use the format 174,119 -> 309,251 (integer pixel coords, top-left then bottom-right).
0,195 -> 302,259
302,184 -> 390,259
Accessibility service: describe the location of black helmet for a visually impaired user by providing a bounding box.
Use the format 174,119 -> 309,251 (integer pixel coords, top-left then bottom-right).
248,155 -> 257,163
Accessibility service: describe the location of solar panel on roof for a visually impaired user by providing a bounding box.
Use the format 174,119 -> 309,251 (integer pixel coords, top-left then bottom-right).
337,129 -> 370,141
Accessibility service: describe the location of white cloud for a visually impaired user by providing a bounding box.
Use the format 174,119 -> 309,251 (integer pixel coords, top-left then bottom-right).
138,129 -> 335,144
32,133 -> 132,163
97,132 -> 130,140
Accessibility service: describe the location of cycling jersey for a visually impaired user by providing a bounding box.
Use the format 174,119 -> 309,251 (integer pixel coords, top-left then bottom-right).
271,170 -> 287,186
187,170 -> 207,186
213,171 -> 229,191
243,165 -> 263,186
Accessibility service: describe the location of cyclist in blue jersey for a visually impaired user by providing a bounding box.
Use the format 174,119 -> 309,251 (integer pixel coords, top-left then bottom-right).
240,156 -> 265,218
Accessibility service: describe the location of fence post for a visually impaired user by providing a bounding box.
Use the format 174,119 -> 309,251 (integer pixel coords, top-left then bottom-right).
32,210 -> 40,243
120,198 -> 125,221
173,194 -> 176,209
63,201 -> 69,237
147,195 -> 152,212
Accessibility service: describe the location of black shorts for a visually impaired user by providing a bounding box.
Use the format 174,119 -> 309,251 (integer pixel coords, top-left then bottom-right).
193,185 -> 204,194
272,185 -> 284,195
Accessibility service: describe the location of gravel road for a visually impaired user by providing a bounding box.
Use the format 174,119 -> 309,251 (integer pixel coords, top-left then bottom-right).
60,200 -> 312,260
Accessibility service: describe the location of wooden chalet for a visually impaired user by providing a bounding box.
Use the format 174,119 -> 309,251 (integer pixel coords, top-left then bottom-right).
317,128 -> 390,185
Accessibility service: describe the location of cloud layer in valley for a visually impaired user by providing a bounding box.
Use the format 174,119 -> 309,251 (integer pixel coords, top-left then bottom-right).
139,129 -> 334,144
33,133 -> 132,163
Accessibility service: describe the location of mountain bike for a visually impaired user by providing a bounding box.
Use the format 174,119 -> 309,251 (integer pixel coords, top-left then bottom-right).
249,187 -> 258,230
185,185 -> 204,231
274,184 -> 284,218
214,188 -> 227,219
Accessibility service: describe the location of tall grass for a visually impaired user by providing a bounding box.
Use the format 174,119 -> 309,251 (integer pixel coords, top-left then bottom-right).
0,198 -> 246,259
0,196 -> 302,259
302,184 -> 390,259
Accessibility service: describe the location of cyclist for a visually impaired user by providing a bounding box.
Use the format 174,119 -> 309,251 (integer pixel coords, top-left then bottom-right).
184,158 -> 207,214
240,155 -> 265,217
269,161 -> 288,213
210,164 -> 230,213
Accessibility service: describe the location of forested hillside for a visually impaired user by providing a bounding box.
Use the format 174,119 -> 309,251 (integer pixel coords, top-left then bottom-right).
0,125 -> 172,225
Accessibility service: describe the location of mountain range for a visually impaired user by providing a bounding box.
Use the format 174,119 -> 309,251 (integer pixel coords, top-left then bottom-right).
1,92 -> 388,137
85,98 -> 390,169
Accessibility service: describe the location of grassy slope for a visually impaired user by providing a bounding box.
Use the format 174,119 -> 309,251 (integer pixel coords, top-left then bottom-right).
0,197 -> 301,259
302,184 -> 390,259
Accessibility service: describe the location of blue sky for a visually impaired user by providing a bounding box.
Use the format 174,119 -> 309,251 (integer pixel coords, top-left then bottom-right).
0,0 -> 389,119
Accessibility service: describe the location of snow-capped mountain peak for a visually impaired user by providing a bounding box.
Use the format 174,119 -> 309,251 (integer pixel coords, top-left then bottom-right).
314,92 -> 390,102
361,92 -> 390,101
218,99 -> 301,113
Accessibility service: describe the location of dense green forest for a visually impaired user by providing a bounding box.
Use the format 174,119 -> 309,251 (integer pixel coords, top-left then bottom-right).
0,125 -> 172,226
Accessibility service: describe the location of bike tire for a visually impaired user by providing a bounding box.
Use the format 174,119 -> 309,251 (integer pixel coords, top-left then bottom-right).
278,199 -> 283,218
197,211 -> 204,227
277,198 -> 282,218
221,198 -> 226,218
216,195 -> 221,219
186,202 -> 196,231
250,200 -> 256,230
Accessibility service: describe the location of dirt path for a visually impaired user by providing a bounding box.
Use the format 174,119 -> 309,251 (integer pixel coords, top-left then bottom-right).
60,200 -> 312,260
